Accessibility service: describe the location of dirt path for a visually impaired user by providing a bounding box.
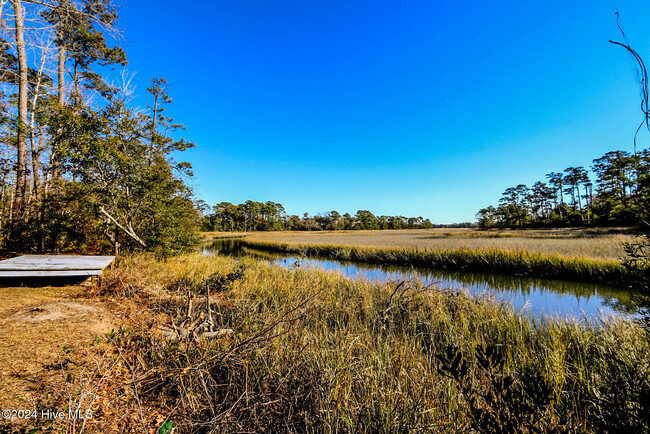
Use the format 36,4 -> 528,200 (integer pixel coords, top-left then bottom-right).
0,283 -> 117,410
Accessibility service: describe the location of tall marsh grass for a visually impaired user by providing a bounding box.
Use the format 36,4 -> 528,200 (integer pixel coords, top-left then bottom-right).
244,228 -> 635,261
49,253 -> 650,432
242,239 -> 631,287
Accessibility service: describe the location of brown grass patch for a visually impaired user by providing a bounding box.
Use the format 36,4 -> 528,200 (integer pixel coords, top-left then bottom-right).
238,228 -> 637,261
0,284 -> 117,415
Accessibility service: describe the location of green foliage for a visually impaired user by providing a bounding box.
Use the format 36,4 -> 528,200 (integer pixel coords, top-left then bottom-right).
622,235 -> 650,329
0,0 -> 199,256
354,210 -> 380,230
4,79 -> 201,255
42,0 -> 126,95
158,420 -> 173,434
202,201 -> 437,232
477,149 -> 650,229
4,182 -> 102,253
623,235 -> 650,288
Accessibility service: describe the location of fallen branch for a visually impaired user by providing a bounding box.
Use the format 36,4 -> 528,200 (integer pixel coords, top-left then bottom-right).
99,206 -> 147,248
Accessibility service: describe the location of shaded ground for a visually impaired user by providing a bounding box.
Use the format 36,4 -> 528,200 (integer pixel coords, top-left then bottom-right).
0,282 -> 117,411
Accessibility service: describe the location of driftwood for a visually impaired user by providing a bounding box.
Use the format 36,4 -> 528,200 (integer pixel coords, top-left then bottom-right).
159,321 -> 233,341
159,291 -> 233,341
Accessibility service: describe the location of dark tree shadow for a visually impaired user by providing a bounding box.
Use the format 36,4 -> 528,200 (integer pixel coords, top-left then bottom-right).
0,276 -> 91,288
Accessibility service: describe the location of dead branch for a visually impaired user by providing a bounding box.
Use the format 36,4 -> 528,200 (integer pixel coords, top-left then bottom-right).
99,205 -> 146,248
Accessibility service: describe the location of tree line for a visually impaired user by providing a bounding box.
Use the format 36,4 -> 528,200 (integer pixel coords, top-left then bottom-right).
476,148 -> 650,228
0,0 -> 199,255
200,200 -> 446,232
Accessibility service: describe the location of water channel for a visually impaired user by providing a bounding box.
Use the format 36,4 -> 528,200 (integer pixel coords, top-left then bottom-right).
207,238 -> 642,321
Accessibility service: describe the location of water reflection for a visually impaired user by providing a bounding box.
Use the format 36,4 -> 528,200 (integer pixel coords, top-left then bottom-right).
207,239 -> 640,320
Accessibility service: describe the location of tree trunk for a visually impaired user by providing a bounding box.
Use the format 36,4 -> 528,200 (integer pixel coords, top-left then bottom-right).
150,95 -> 158,165
71,60 -> 80,182
48,30 -> 66,184
114,224 -> 120,255
73,59 -> 79,95
31,133 -> 43,201
58,33 -> 65,105
12,0 -> 28,210
30,46 -> 49,202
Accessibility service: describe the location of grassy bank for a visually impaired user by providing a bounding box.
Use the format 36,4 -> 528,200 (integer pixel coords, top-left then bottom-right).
242,239 -> 631,286
26,253 -> 649,432
243,228 -> 635,261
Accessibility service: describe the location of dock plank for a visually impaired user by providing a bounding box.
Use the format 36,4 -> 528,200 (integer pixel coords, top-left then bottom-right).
0,255 -> 115,277
0,270 -> 103,277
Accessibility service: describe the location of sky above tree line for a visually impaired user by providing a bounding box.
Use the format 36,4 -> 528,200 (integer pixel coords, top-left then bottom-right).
115,0 -> 650,223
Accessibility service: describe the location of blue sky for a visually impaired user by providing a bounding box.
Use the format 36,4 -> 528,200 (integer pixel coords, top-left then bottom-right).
116,1 -> 650,223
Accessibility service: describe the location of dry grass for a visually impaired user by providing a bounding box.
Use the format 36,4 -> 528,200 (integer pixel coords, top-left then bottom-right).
241,238 -> 630,286
17,253 -> 648,432
229,228 -> 638,261
0,284 -> 116,414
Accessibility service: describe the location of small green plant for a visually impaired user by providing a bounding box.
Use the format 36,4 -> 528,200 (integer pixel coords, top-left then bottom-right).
623,235 -> 650,290
158,420 -> 173,434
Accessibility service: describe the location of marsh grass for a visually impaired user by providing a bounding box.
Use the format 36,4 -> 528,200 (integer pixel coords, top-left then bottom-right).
38,253 -> 650,432
242,228 -> 636,261
242,239 -> 631,287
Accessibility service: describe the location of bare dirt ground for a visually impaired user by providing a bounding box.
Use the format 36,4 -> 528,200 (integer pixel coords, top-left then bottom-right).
0,282 -> 117,411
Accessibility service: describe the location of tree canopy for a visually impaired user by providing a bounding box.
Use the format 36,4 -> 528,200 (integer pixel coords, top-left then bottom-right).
476,149 -> 650,229
0,1 -> 200,255
201,201 -> 442,232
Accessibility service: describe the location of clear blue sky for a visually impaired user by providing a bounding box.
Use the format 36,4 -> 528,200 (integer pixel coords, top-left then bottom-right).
116,0 -> 650,223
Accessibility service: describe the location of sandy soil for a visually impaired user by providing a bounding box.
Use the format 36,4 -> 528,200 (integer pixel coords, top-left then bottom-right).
0,283 -> 117,411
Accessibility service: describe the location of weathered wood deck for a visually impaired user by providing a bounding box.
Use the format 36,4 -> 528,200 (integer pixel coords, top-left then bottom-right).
0,255 -> 115,277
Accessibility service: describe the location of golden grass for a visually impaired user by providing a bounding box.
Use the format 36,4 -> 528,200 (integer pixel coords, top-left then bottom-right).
27,253 -> 648,432
234,228 -> 637,261
241,239 -> 630,286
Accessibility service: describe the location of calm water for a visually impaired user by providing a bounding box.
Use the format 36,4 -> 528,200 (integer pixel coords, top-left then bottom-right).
207,239 -> 641,321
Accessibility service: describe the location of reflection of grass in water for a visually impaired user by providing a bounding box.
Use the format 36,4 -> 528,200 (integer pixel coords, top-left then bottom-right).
241,240 -> 631,288
441,271 -> 638,314
99,253 -> 650,432
209,238 -> 248,255
238,245 -> 639,314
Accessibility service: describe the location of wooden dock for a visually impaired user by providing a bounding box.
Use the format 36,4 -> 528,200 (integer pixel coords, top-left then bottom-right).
0,255 -> 115,278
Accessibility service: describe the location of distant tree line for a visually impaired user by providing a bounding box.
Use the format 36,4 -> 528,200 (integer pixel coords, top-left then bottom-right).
476,148 -> 650,228
201,200 -> 441,231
